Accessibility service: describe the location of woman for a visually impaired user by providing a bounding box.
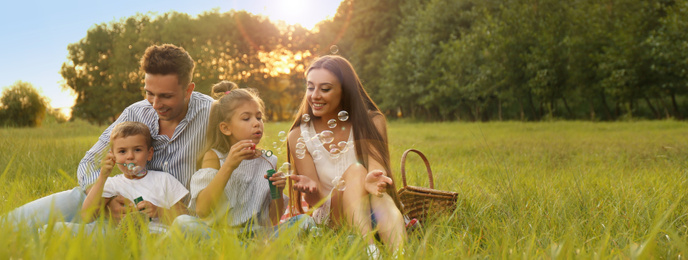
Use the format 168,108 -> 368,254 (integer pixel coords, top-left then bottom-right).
287,55 -> 406,253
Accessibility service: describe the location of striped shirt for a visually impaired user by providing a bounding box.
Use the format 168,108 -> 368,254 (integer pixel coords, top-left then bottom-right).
77,92 -> 213,189
188,149 -> 282,227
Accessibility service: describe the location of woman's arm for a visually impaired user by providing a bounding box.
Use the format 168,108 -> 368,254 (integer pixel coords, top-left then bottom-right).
364,114 -> 394,196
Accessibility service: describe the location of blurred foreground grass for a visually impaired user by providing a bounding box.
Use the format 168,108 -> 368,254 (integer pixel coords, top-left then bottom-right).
1,120 -> 687,258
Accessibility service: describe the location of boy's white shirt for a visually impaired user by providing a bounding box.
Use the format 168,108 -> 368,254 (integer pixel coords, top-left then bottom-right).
102,170 -> 189,224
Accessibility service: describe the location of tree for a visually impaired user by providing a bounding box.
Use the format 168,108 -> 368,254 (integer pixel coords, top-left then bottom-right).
0,81 -> 48,127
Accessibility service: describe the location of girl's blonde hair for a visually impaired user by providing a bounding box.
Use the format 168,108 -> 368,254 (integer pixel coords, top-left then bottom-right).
197,81 -> 265,168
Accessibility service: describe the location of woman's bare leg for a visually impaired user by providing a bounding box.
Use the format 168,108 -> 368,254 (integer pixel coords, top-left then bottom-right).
370,193 -> 406,250
331,163 -> 375,244
331,163 -> 406,250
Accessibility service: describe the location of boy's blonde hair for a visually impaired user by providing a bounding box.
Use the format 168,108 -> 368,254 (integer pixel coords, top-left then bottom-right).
110,121 -> 153,148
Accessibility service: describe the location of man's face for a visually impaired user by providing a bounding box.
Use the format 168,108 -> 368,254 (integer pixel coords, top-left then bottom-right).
144,74 -> 193,122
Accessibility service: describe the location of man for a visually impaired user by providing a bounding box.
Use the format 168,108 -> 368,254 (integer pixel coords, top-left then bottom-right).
6,44 -> 213,229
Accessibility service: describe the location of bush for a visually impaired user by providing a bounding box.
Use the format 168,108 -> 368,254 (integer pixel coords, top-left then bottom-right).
0,81 -> 48,127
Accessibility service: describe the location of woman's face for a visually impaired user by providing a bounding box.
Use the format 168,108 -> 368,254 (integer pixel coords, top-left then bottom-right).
306,68 -> 342,120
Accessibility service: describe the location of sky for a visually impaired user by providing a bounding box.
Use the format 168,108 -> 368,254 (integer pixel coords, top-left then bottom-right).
0,0 -> 342,111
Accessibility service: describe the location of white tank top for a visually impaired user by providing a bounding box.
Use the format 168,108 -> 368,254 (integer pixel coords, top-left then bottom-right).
300,122 -> 357,194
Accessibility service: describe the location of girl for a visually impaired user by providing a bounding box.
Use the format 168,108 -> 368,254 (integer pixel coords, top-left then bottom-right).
188,81 -> 286,234
286,56 -> 406,253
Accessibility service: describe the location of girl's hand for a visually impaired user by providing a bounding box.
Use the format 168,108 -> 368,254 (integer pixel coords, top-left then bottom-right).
136,200 -> 159,219
290,175 -> 318,194
365,170 -> 393,197
265,171 -> 286,189
223,140 -> 257,170
100,152 -> 115,176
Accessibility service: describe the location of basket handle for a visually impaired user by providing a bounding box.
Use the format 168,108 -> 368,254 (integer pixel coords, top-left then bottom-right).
400,149 -> 434,189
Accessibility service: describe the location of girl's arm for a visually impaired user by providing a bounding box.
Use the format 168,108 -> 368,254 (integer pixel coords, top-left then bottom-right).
287,128 -> 325,206
80,152 -> 115,223
195,140 -> 256,218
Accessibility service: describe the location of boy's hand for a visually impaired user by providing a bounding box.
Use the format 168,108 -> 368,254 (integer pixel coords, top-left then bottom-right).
100,152 -> 115,176
107,195 -> 135,221
223,140 -> 257,171
136,200 -> 159,219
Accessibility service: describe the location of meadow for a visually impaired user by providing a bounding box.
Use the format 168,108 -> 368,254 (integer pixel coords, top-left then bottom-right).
0,120 -> 686,259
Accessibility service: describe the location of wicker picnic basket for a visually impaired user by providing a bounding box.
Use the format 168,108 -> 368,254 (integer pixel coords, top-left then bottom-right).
397,149 -> 458,223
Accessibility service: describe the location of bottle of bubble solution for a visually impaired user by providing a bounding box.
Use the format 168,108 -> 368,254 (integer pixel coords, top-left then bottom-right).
267,169 -> 280,199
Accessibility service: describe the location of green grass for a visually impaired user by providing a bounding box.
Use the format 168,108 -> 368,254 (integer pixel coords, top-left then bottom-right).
1,120 -> 687,259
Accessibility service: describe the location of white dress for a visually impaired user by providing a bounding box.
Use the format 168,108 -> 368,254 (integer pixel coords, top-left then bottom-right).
300,123 -> 356,224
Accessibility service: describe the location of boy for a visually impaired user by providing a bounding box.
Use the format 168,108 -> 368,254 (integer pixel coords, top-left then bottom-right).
80,121 -> 188,232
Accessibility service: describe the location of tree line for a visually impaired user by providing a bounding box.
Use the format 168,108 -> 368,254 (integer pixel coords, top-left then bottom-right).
46,0 -> 688,123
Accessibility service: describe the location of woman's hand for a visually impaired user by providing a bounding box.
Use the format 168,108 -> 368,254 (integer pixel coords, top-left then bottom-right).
365,170 -> 393,197
136,200 -> 159,219
223,140 -> 257,170
290,175 -> 318,194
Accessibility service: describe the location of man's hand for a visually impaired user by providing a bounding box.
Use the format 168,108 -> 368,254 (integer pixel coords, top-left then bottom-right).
106,195 -> 134,221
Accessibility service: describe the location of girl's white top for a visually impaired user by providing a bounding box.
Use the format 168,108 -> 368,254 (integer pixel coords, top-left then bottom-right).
300,122 -> 357,194
189,149 -> 282,227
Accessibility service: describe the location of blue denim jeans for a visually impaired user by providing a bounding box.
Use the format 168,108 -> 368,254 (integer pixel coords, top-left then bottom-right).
3,187 -> 86,231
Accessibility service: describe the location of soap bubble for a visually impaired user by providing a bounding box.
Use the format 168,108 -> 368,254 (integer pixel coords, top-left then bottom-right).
272,142 -> 278,149
278,131 -> 287,142
278,162 -> 292,177
276,147 -> 283,154
121,163 -> 145,177
332,176 -> 346,191
301,130 -> 311,140
296,153 -> 306,159
337,141 -> 347,149
302,114 -> 311,123
318,130 -> 334,144
296,142 -> 306,150
310,226 -> 323,237
337,111 -> 349,121
297,137 -> 305,144
329,148 -> 341,159
330,45 -> 339,54
311,150 -> 323,161
295,148 -> 306,155
327,119 -> 337,129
